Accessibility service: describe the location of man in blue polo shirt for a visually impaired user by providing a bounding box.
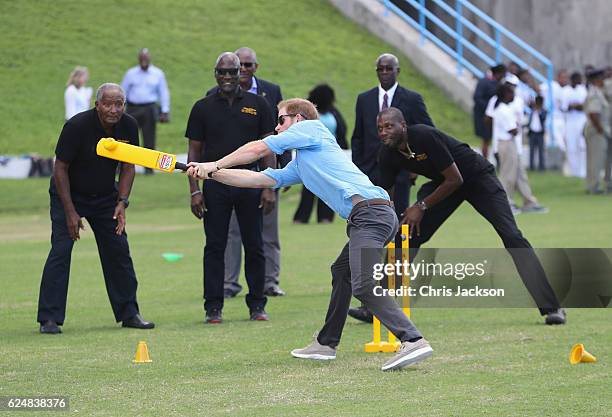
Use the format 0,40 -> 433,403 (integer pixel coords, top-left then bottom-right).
187,98 -> 432,371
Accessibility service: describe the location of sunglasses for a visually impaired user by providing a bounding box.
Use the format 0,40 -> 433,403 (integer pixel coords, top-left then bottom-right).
214,68 -> 239,76
277,113 -> 297,125
240,62 -> 256,68
376,65 -> 396,72
277,113 -> 309,125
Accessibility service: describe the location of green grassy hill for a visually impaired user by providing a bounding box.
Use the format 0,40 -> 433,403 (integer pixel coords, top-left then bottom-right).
0,0 -> 476,155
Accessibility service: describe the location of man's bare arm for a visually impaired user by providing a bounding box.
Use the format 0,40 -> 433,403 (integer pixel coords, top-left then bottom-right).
212,169 -> 277,188
420,163 -> 463,208
187,140 -> 274,179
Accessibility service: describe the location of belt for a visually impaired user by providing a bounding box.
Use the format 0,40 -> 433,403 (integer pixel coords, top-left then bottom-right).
127,101 -> 156,107
352,198 -> 394,211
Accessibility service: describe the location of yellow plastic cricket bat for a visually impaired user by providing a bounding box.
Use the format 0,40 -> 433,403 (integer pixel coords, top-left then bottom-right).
96,138 -> 188,172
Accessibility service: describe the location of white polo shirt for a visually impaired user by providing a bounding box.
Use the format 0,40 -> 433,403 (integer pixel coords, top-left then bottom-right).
486,95 -> 525,154
492,102 -> 518,144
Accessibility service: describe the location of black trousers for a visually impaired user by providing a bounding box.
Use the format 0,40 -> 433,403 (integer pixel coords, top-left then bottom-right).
37,187 -> 140,324
411,167 -> 560,314
528,131 -> 546,171
293,186 -> 335,223
126,103 -> 157,150
202,181 -> 266,312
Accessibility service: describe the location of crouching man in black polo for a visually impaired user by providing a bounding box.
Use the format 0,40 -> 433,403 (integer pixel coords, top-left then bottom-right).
376,107 -> 566,325
37,83 -> 154,334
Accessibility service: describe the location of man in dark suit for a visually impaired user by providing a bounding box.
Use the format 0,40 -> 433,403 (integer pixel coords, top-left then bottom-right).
349,53 -> 434,323
216,47 -> 288,298
473,64 -> 506,159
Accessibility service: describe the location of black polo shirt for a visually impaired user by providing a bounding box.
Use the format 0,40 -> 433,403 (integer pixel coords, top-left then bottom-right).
379,124 -> 492,188
54,108 -> 139,195
184,88 -> 274,168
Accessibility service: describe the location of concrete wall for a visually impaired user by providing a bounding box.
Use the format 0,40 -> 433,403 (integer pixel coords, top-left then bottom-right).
469,0 -> 612,72
329,0 -> 476,111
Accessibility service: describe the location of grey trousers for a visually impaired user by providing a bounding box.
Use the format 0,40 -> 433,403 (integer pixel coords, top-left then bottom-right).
585,132 -> 608,192
317,203 -> 422,348
497,140 -> 538,207
224,195 -> 281,293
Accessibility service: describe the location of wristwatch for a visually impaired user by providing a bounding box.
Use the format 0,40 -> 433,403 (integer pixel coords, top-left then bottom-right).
118,197 -> 129,208
415,200 -> 427,211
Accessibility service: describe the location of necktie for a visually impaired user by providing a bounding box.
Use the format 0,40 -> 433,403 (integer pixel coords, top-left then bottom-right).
382,93 -> 389,110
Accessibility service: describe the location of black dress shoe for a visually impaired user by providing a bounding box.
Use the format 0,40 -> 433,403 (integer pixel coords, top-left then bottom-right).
122,314 -> 155,329
264,285 -> 286,297
40,320 -> 61,334
545,308 -> 566,325
348,306 -> 373,323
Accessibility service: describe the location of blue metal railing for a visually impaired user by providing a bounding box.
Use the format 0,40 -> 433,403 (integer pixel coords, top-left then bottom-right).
380,0 -> 557,145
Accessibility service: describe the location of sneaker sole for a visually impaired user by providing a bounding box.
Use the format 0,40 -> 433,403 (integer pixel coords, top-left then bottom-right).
381,346 -> 433,371
291,351 -> 336,360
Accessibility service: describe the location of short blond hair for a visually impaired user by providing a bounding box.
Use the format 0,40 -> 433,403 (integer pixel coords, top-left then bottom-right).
278,98 -> 319,120
66,66 -> 88,87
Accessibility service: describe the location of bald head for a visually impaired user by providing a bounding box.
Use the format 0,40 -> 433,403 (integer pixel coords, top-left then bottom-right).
378,107 -> 405,124
96,83 -> 124,102
235,47 -> 257,63
215,52 -> 240,68
376,53 -> 399,67
376,107 -> 407,149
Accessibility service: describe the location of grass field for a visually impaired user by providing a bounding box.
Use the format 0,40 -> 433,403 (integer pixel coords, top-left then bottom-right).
1,173 -> 611,416
2,1 -> 612,415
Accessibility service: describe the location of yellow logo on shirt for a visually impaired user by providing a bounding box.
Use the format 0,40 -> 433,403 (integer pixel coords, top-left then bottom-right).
241,107 -> 257,116
416,153 -> 428,161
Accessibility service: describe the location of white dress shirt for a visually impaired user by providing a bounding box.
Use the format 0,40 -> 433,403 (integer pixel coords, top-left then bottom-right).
247,76 -> 258,94
64,84 -> 92,120
563,84 -> 588,123
378,82 -> 398,111
121,64 -> 170,113
529,110 -> 543,132
540,80 -> 566,116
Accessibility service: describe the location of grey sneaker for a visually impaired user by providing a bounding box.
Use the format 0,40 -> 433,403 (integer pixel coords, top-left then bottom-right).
291,334 -> 336,360
381,338 -> 433,371
521,204 -> 549,214
545,308 -> 566,325
510,204 -> 522,216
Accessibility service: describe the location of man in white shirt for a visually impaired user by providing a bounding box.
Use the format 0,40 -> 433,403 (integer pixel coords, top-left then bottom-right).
540,69 -> 569,149
490,83 -> 546,214
121,48 -> 170,174
563,72 -> 588,178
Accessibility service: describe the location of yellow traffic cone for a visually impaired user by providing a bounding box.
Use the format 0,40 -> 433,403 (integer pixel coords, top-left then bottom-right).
133,341 -> 152,363
569,343 -> 596,365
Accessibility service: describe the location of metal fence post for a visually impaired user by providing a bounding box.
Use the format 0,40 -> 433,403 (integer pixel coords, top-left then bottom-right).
547,64 -> 555,147
419,0 -> 426,45
494,28 -> 501,63
456,0 -> 463,75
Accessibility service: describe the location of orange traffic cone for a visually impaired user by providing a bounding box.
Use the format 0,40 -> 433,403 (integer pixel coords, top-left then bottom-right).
569,343 -> 596,365
133,341 -> 152,363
